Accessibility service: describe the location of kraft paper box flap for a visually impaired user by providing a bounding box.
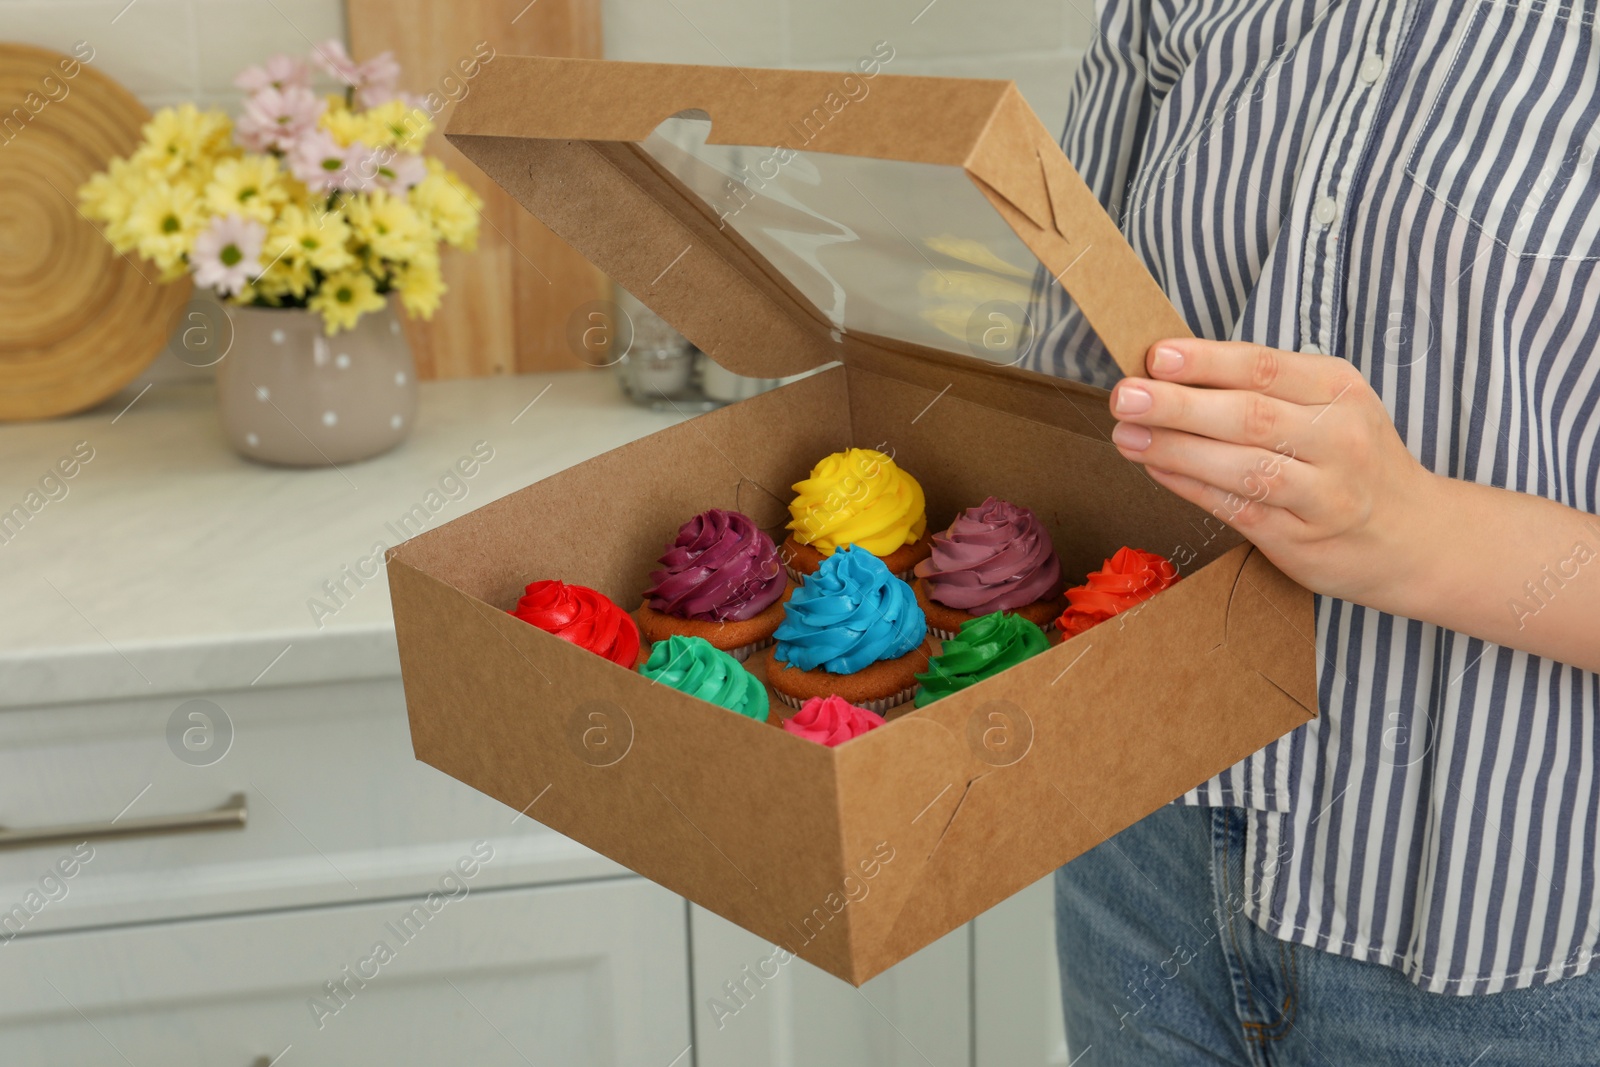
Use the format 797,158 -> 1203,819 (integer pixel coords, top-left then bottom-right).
445,56 -> 1189,381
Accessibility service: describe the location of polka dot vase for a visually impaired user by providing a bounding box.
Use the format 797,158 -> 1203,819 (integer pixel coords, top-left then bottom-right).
215,299 -> 417,466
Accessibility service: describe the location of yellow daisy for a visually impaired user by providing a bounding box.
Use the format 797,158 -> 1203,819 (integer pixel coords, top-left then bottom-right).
131,104 -> 233,180
268,203 -> 354,274
408,161 -> 481,250
344,190 -> 428,263
204,156 -> 289,224
250,256 -> 317,302
309,269 -> 387,334
126,181 -> 204,270
363,99 -> 433,152
394,256 -> 445,320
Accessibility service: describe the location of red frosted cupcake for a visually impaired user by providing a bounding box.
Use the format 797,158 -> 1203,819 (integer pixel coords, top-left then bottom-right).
783,695 -> 885,747
1055,547 -> 1180,639
912,497 -> 1065,639
635,509 -> 793,661
510,579 -> 640,667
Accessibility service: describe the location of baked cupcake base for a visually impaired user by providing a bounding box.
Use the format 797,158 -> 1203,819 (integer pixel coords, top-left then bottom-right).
755,639 -> 934,717
780,534 -> 933,583
913,578 -> 1066,641
634,581 -> 795,661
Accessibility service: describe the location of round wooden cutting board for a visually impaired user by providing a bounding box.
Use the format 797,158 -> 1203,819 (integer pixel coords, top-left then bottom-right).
0,43 -> 190,421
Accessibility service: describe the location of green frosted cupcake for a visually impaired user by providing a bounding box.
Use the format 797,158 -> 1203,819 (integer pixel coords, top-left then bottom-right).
914,612 -> 1049,707
640,634 -> 769,721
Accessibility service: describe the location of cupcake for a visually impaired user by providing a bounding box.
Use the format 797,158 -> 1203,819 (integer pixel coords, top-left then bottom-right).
912,496 -> 1065,639
783,695 -> 886,746
1056,547 -> 1181,638
639,634 -> 770,722
757,545 -> 933,715
781,448 -> 933,580
636,509 -> 792,660
509,579 -> 640,667
914,612 -> 1049,707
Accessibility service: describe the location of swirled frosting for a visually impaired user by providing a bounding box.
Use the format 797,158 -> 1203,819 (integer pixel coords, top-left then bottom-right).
914,497 -> 1062,612
914,611 -> 1049,706
1056,547 -> 1181,638
786,448 -> 928,556
639,634 -> 769,720
643,509 -> 786,621
510,579 -> 640,667
783,695 -> 885,746
774,546 -> 926,674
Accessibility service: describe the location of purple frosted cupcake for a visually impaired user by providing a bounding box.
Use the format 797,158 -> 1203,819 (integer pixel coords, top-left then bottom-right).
912,497 -> 1066,639
635,509 -> 794,660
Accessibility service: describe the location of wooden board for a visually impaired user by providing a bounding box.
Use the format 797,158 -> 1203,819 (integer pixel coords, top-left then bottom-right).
347,0 -> 607,379
0,43 -> 191,420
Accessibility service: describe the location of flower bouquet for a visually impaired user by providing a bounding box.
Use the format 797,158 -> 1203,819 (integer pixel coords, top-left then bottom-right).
78,40 -> 482,335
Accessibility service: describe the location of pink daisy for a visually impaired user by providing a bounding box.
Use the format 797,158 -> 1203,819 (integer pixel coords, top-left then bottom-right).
287,129 -> 358,193
234,54 -> 310,94
234,85 -> 325,153
311,38 -> 403,107
347,144 -> 427,193
191,215 -> 266,297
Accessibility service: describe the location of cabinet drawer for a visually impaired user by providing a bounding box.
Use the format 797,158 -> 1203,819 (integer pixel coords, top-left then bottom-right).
0,678 -> 621,936
0,877 -> 690,1066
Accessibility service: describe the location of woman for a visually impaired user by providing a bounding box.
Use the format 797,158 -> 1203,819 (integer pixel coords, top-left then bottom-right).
1029,2 -> 1600,1063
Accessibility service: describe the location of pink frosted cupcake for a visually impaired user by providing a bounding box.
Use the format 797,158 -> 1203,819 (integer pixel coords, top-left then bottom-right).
912,497 -> 1066,640
782,695 -> 886,746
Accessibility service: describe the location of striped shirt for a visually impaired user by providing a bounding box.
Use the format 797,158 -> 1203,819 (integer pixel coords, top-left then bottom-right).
1028,0 -> 1600,995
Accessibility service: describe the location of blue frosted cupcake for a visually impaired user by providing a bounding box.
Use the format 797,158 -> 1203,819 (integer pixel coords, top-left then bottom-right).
757,546 -> 933,715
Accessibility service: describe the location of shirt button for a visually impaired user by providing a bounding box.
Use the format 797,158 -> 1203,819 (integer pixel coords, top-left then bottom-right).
1359,54 -> 1385,84
1314,196 -> 1339,226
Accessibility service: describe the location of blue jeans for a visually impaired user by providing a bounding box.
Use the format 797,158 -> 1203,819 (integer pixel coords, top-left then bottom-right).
1054,805 -> 1600,1066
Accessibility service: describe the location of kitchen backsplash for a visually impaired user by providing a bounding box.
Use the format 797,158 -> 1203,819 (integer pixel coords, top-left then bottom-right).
0,0 -> 1091,132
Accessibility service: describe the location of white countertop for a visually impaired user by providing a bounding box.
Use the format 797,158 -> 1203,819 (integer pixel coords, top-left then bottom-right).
0,372 -> 684,709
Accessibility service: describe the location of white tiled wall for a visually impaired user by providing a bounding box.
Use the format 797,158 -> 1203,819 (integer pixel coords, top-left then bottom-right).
0,0 -> 1092,133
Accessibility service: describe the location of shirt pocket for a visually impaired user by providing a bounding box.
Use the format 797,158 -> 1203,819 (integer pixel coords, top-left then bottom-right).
1404,0 -> 1600,262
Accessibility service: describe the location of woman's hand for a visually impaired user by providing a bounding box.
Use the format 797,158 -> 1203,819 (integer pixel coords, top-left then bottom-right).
1109,338 -> 1600,673
1107,339 -> 1435,606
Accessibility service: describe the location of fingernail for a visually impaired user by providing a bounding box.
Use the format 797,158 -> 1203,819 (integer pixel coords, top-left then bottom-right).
1112,422 -> 1151,451
1114,384 -> 1152,415
1151,346 -> 1184,375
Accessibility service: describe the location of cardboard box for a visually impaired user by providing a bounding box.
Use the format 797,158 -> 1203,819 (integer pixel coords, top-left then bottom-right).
387,57 -> 1317,985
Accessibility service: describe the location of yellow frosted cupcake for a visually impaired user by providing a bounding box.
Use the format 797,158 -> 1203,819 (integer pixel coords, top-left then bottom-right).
781,448 -> 932,580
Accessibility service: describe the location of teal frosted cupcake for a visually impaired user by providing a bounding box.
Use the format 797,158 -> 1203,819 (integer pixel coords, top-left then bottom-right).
640,634 -> 769,721
914,612 -> 1049,707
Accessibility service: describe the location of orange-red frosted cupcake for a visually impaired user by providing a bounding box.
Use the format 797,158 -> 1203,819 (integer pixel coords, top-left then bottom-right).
510,579 -> 640,667
1056,547 -> 1180,638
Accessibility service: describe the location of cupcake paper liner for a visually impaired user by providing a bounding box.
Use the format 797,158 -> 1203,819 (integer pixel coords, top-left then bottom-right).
772,682 -> 918,716
727,634 -> 775,662
642,632 -> 774,663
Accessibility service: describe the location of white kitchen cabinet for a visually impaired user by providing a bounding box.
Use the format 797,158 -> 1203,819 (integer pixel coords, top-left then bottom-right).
974,875 -> 1070,1066
0,877 -> 690,1066
0,679 -> 623,936
691,903 -> 970,1067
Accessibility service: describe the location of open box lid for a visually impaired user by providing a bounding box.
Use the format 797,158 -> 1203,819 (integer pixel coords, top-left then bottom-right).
443,57 -> 1192,383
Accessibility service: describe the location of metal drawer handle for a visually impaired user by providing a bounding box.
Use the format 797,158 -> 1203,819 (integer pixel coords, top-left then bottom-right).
0,792 -> 247,851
